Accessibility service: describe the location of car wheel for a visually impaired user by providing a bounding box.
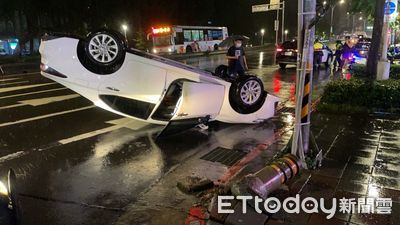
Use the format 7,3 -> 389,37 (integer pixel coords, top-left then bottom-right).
279,63 -> 287,69
214,44 -> 219,51
77,30 -> 126,75
186,46 -> 193,53
229,75 -> 266,114
215,65 -> 228,79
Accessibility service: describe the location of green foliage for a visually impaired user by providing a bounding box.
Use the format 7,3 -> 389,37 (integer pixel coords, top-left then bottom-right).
351,64 -> 400,80
320,78 -> 400,112
349,0 -> 375,17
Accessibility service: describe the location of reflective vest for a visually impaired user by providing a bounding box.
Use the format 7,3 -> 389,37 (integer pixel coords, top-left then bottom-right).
314,42 -> 323,51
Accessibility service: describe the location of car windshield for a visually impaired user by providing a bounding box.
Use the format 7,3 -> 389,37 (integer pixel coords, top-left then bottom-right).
153,35 -> 172,46
281,41 -> 297,50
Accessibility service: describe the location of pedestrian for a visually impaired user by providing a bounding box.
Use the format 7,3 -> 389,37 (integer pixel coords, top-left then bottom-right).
340,37 -> 355,69
334,40 -> 343,69
226,37 -> 248,76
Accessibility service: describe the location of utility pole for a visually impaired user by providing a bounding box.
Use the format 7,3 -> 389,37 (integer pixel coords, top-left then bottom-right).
291,0 -> 316,168
281,1 -> 286,43
276,8 -> 280,45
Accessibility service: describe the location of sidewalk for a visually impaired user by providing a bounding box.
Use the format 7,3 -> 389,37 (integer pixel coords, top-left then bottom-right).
204,112 -> 400,225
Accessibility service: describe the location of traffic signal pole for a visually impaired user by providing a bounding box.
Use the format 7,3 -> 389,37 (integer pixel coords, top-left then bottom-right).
291,0 -> 316,168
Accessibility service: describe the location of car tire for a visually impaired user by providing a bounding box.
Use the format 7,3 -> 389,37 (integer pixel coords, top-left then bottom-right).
77,30 -> 126,75
214,44 -> 219,51
279,63 -> 287,69
229,75 -> 266,114
215,65 -> 229,79
186,46 -> 193,53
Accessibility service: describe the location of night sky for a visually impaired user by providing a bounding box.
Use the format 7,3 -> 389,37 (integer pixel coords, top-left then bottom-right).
123,0 -> 348,43
131,0 -> 299,43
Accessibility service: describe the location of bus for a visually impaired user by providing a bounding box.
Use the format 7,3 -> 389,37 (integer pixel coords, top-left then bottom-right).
148,25 -> 229,54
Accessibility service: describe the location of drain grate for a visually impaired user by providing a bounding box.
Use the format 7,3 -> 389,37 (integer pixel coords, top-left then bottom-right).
201,147 -> 248,166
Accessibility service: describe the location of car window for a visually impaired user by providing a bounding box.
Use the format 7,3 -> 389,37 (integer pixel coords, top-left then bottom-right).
281,41 -> 297,49
356,43 -> 370,49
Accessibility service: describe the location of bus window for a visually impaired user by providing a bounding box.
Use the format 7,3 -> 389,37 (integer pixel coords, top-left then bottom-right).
207,30 -> 212,40
199,30 -> 204,41
175,32 -> 184,45
184,30 -> 192,42
192,30 -> 200,41
211,30 -> 223,40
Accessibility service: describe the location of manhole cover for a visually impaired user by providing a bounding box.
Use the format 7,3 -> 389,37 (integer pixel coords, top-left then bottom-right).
201,147 -> 247,166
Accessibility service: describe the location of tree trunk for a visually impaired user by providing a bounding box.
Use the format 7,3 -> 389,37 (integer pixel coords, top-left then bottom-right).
366,0 -> 386,79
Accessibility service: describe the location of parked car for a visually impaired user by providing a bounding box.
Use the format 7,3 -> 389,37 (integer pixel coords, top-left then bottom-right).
276,40 -> 333,69
354,38 -> 371,59
40,30 -> 280,134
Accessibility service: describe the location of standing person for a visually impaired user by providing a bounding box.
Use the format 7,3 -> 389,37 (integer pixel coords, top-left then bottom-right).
226,38 -> 248,76
334,40 -> 343,69
313,38 -> 324,68
341,37 -> 355,69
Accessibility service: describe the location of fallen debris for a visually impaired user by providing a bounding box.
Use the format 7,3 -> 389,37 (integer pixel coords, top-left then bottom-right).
177,177 -> 215,194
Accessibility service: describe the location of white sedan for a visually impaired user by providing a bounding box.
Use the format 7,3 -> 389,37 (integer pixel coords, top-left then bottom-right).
39,30 -> 279,134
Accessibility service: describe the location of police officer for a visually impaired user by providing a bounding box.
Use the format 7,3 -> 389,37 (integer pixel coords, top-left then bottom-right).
313,39 -> 324,67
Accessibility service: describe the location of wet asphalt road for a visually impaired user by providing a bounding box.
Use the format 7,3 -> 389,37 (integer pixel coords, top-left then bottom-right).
0,49 -> 332,225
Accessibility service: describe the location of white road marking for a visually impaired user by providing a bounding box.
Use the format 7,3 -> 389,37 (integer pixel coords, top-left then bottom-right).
0,77 -> 22,82
58,118 -> 147,145
0,80 -> 29,86
0,118 -> 151,163
0,105 -> 95,128
0,87 -> 67,100
0,103 -> 25,110
58,124 -> 125,145
3,72 -> 40,77
19,94 -> 80,106
0,83 -> 56,93
0,151 -> 27,163
0,94 -> 80,110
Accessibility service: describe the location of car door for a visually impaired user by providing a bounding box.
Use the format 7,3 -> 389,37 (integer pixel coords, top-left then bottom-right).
98,59 -> 167,104
158,81 -> 225,137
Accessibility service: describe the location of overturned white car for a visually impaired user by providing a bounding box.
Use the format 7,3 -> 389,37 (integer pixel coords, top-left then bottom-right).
39,30 -> 279,133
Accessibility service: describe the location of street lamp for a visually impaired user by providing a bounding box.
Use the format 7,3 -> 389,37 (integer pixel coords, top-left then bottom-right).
284,30 -> 289,41
122,24 -> 128,44
330,0 -> 345,38
260,29 -> 265,46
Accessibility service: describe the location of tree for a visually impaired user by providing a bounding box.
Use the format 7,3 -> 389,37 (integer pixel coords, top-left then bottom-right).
366,0 -> 386,79
350,0 -> 386,79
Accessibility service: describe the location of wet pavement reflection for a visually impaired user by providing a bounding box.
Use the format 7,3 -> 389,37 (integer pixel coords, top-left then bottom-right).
182,50 -> 332,107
